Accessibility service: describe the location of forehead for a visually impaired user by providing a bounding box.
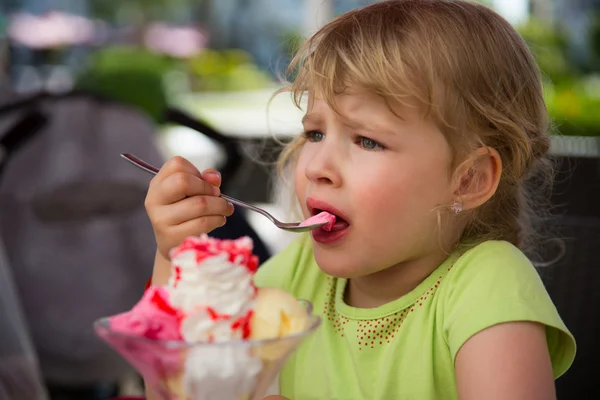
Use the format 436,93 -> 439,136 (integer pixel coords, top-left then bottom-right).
304,89 -> 423,127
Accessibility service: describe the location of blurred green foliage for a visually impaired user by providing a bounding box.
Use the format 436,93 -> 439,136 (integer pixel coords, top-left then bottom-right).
517,19 -> 600,137
278,30 -> 304,82
545,77 -> 600,137
76,45 -> 274,123
188,49 -> 273,92
517,19 -> 574,84
77,46 -> 172,123
89,0 -> 195,25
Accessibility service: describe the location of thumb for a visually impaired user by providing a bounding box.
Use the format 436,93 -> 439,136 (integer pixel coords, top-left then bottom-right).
201,168 -> 222,188
263,397 -> 290,400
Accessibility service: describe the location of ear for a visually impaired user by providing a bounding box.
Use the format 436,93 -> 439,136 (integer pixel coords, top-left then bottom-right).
451,147 -> 502,211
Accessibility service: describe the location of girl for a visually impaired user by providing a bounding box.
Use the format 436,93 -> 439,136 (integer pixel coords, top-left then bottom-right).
144,1 -> 576,399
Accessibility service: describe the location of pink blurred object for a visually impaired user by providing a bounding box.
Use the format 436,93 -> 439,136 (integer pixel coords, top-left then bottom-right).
7,11 -> 96,49
110,286 -> 183,341
107,287 -> 183,382
144,23 -> 208,58
299,211 -> 336,231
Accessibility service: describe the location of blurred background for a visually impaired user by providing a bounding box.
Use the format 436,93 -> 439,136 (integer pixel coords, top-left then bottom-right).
0,0 -> 598,399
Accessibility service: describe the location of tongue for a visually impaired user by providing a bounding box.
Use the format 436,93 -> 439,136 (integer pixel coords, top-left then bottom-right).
330,218 -> 349,232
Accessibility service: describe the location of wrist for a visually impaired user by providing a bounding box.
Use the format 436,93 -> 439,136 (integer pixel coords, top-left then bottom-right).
151,249 -> 171,286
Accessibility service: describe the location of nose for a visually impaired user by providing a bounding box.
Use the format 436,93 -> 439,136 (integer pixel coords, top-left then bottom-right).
304,138 -> 342,188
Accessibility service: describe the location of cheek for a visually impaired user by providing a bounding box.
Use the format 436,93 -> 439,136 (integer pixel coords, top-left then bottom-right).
355,162 -> 452,225
294,154 -> 308,205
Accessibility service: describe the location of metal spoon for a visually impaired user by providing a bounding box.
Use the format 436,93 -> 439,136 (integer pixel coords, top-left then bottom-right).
120,153 -> 325,233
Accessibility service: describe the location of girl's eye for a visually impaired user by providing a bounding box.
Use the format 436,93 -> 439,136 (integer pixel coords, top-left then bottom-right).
303,131 -> 325,142
358,136 -> 384,150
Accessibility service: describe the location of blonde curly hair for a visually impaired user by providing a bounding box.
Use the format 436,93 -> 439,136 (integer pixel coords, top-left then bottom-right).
275,0 -> 554,254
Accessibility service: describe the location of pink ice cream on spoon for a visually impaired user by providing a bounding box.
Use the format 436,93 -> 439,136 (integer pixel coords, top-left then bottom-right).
299,211 -> 336,231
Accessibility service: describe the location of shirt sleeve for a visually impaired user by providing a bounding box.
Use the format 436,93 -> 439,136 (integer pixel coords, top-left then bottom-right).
442,241 -> 576,378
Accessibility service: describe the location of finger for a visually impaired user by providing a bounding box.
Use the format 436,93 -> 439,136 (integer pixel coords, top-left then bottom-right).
150,172 -> 219,205
170,215 -> 228,238
263,396 -> 290,400
159,195 -> 234,226
201,168 -> 222,190
152,156 -> 201,185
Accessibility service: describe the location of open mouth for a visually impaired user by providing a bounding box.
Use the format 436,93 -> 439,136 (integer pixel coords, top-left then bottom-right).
310,208 -> 349,232
305,198 -> 350,235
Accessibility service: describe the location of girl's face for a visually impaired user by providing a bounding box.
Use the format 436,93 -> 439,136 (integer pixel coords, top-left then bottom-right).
295,90 -> 457,278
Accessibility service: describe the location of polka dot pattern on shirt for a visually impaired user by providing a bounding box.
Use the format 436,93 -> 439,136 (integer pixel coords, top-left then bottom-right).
322,266 -> 455,350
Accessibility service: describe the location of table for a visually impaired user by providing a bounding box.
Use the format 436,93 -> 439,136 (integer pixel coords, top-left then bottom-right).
175,88 -> 304,139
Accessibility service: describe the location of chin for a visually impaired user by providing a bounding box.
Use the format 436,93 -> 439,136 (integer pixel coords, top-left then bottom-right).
313,250 -> 367,279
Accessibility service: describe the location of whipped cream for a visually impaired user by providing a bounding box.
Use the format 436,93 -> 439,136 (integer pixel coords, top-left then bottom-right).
167,235 -> 258,343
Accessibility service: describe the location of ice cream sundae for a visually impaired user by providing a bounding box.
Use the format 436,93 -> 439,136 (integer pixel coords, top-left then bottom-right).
96,235 -> 319,400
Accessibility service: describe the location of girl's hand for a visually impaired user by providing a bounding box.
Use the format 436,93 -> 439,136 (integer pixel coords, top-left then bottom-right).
263,397 -> 289,400
145,156 -> 234,260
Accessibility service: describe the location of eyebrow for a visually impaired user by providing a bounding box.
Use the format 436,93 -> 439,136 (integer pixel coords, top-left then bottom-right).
301,113 -> 318,125
302,112 -> 367,129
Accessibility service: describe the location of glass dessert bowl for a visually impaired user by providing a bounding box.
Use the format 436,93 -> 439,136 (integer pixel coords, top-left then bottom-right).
95,300 -> 320,400
94,235 -> 321,399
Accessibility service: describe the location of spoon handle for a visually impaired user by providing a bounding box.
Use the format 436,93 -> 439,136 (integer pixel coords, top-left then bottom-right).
120,154 -> 279,224
121,153 -> 160,174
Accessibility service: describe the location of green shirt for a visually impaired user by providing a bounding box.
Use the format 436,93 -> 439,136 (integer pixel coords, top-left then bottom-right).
254,235 -> 576,400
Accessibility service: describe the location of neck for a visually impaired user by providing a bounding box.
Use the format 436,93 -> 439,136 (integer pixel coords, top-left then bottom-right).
344,250 -> 450,309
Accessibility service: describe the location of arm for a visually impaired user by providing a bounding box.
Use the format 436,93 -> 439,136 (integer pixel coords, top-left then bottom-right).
144,253 -> 172,400
455,321 -> 555,400
151,250 -> 171,286
143,157 -> 232,399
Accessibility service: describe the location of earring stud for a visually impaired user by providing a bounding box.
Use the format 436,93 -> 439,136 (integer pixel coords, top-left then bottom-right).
450,201 -> 463,214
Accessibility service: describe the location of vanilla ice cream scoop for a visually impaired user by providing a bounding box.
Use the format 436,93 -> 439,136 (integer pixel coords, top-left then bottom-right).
250,288 -> 309,340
